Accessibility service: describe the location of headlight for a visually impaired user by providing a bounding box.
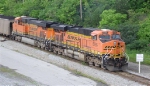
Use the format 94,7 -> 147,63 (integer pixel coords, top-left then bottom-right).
114,41 -> 116,46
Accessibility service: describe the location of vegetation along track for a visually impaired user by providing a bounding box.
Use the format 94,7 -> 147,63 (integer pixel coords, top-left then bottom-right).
1,36 -> 150,85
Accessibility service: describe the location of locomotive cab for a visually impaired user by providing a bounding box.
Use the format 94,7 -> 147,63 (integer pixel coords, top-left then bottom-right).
91,29 -> 128,71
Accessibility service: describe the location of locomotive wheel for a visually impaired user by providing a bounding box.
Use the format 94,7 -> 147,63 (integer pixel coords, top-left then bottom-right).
88,62 -> 94,66
86,56 -> 94,66
93,58 -> 101,67
34,41 -> 38,47
10,35 -> 15,40
106,64 -> 128,71
37,42 -> 41,48
106,65 -> 116,71
53,46 -> 58,54
121,63 -> 128,71
18,37 -> 22,42
15,36 -> 18,41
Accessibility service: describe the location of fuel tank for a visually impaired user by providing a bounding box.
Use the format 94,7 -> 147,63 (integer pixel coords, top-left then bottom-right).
21,37 -> 35,45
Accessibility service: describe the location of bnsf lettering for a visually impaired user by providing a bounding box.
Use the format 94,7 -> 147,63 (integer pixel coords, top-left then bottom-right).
67,35 -> 80,41
105,46 -> 123,48
30,28 -> 37,31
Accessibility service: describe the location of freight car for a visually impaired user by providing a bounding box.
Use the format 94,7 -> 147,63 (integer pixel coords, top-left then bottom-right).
0,15 -> 128,71
0,15 -> 15,36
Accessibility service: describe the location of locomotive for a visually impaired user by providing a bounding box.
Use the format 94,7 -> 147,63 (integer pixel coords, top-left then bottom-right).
0,15 -> 128,71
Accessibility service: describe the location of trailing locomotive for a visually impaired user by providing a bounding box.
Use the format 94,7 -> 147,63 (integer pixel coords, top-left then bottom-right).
0,15 -> 128,71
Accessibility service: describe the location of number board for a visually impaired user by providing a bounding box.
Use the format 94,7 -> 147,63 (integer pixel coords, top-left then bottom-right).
136,54 -> 144,62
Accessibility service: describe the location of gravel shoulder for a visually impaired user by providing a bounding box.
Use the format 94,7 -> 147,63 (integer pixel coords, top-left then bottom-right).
0,65 -> 41,86
0,37 -> 146,86
0,43 -> 103,86
127,62 -> 150,79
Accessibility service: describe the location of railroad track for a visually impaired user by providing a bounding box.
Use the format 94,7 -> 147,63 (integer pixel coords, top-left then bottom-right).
91,65 -> 150,85
117,72 -> 150,85
91,66 -> 150,85
1,36 -> 150,85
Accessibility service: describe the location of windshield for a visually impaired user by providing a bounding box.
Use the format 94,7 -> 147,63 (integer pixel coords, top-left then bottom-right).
99,35 -> 110,43
100,35 -> 110,40
112,34 -> 121,40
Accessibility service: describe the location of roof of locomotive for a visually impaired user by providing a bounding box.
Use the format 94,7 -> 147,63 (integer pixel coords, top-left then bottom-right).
28,20 -> 57,28
100,29 -> 110,31
21,17 -> 37,23
91,29 -> 120,36
67,27 -> 97,36
79,28 -> 97,36
51,24 -> 73,31
67,26 -> 82,33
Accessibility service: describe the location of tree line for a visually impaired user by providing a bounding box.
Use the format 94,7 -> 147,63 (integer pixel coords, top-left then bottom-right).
0,0 -> 150,51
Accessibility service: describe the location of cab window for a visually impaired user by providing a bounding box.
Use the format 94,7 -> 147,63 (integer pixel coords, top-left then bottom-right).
112,34 -> 121,40
16,20 -> 22,25
92,35 -> 97,40
99,35 -> 110,40
99,35 -> 110,42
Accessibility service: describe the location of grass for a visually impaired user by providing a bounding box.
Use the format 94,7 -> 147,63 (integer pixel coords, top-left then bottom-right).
73,69 -> 107,84
62,65 -> 107,85
126,49 -> 150,65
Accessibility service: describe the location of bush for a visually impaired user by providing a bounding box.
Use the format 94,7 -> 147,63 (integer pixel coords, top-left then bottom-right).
99,9 -> 127,29
127,39 -> 149,50
118,23 -> 140,44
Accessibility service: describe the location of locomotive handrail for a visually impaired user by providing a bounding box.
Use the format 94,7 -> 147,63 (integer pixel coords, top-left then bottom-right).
119,37 -> 130,62
101,48 -> 113,68
102,47 -> 113,58
121,48 -> 130,62
125,52 -> 130,62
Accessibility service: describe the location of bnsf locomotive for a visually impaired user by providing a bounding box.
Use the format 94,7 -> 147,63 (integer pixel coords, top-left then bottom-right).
0,15 -> 128,71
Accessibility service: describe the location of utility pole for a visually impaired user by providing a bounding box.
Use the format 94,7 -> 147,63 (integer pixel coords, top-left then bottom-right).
80,0 -> 83,20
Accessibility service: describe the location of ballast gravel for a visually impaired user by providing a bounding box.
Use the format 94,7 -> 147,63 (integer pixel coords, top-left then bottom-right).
0,37 -> 145,86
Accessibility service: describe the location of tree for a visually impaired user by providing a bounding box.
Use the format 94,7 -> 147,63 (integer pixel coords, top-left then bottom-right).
114,0 -> 130,13
56,0 -> 80,24
138,17 -> 150,42
42,0 -> 64,21
99,9 -> 127,29
118,23 -> 139,44
0,0 -> 5,14
129,0 -> 150,10
82,0 -> 106,27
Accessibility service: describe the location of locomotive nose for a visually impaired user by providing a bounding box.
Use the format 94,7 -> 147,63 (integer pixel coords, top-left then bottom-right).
114,41 -> 120,46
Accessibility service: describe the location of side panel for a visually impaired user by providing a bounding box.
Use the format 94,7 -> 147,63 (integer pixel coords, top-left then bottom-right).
3,19 -> 11,35
64,32 -> 81,48
29,24 -> 38,38
45,28 -> 55,40
0,18 -> 13,35
12,22 -> 17,32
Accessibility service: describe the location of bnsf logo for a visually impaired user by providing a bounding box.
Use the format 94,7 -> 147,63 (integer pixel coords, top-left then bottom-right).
105,46 -> 123,48
67,35 -> 80,41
